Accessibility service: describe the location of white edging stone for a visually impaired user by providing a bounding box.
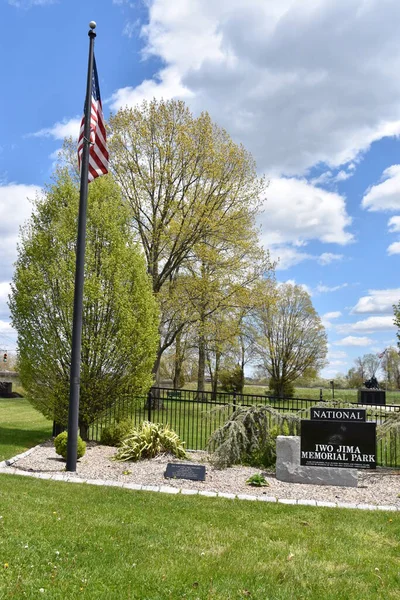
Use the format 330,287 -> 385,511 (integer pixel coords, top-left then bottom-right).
357,503 -> 379,510
257,496 -> 277,503
159,486 -> 179,494
123,483 -> 142,491
141,485 -> 160,493
297,499 -> 317,506
180,489 -> 199,495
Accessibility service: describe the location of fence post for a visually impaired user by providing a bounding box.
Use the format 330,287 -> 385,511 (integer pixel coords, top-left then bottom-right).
147,390 -> 152,422
233,388 -> 237,411
319,388 -> 323,401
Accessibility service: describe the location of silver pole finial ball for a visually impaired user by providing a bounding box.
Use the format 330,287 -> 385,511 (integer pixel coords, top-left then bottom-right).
89,21 -> 97,30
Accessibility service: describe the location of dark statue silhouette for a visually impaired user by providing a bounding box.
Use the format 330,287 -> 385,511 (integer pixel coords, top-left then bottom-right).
363,376 -> 380,390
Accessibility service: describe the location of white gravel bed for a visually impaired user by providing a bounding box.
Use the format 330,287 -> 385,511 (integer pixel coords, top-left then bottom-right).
9,440 -> 400,507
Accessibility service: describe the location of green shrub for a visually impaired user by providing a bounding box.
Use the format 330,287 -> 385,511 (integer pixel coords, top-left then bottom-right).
115,421 -> 186,462
267,377 -> 295,398
219,365 -> 244,394
246,473 -> 269,487
248,421 -> 290,468
54,431 -> 86,460
208,405 -> 297,468
100,420 -> 133,447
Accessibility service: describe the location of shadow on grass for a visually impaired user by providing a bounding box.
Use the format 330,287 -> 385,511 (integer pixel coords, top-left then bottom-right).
0,426 -> 52,448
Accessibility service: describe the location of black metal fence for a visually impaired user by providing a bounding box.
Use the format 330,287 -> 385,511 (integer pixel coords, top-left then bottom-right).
88,387 -> 400,468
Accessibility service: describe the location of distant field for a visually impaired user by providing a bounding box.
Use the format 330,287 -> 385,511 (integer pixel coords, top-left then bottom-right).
182,382 -> 400,405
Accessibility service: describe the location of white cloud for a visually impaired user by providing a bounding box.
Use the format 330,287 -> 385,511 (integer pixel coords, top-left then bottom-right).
110,0 -> 400,175
0,282 -> 11,308
259,178 -> 353,249
352,288 -> 400,314
33,117 -> 81,140
317,253 -> 344,266
328,359 -> 347,367
322,311 -> 342,329
323,311 -> 342,320
337,316 -> 395,334
258,177 -> 352,269
8,0 -> 56,7
316,283 -> 348,293
312,167 -> 354,186
0,320 -> 14,333
110,68 -> 193,108
328,350 -> 348,360
269,246 -> 313,270
0,184 -> 41,283
387,241 -> 400,255
334,336 -> 374,347
388,216 -> 400,232
362,165 -> 400,212
122,20 -> 141,39
0,320 -> 17,351
334,170 -> 353,182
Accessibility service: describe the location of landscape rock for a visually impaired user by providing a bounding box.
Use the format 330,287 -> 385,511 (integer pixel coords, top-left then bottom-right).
276,436 -> 358,488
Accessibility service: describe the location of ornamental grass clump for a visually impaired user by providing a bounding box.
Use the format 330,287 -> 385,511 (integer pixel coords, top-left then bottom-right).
54,431 -> 86,460
114,422 -> 186,462
207,404 -> 299,469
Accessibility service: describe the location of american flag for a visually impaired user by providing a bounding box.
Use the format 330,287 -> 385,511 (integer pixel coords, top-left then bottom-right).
377,349 -> 387,359
78,56 -> 109,182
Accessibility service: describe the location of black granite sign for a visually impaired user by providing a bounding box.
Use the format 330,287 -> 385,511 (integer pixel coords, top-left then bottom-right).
301,420 -> 376,469
164,463 -> 206,481
358,389 -> 386,406
310,407 -> 366,421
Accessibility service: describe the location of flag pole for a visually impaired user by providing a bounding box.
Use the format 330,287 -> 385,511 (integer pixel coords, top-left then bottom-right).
66,21 -> 97,472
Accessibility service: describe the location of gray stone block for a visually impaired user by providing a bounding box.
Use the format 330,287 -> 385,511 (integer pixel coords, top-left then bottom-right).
276,436 -> 358,488
237,494 -> 257,501
218,492 -> 236,499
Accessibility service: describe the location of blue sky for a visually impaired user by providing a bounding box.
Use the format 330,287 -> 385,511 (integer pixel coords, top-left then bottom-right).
1,0 -> 400,380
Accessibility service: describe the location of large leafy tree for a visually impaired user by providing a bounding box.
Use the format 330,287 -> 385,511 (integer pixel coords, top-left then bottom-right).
108,99 -> 266,380
254,283 -> 327,397
381,347 -> 400,390
9,171 -> 159,438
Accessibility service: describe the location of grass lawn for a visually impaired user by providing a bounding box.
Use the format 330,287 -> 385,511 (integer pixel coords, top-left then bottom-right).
0,398 -> 52,462
0,475 -> 399,600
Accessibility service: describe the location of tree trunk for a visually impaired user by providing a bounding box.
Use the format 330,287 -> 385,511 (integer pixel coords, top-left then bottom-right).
212,349 -> 221,399
197,333 -> 206,393
149,342 -> 164,408
152,343 -> 162,386
79,422 -> 89,441
239,340 -> 245,395
173,330 -> 184,389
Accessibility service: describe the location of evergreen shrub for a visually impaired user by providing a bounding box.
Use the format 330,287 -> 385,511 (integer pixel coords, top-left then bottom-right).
54,431 -> 86,460
100,420 -> 133,446
208,405 -> 298,468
